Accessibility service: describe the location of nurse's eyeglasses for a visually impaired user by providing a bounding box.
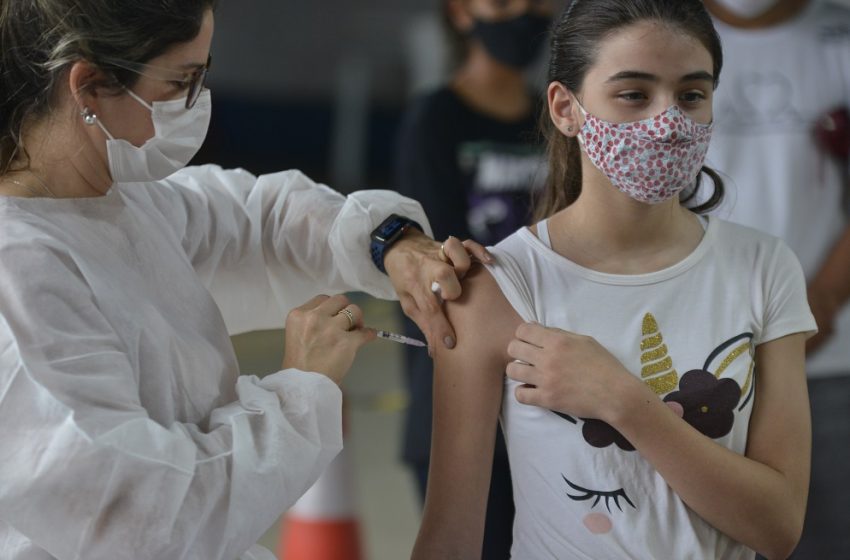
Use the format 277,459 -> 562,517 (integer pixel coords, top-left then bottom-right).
100,54 -> 212,109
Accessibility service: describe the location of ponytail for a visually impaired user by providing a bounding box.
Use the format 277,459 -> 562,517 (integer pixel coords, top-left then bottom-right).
533,107 -> 583,221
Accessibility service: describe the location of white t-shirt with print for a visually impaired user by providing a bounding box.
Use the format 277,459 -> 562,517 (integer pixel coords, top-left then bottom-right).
707,0 -> 850,376
485,217 -> 816,560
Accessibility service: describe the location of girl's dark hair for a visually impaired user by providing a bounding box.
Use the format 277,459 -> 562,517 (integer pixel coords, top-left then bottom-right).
0,0 -> 217,174
533,0 -> 725,221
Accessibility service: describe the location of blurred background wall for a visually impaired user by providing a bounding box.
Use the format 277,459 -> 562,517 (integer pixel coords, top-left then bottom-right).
193,0 -> 559,195
193,0 -> 456,191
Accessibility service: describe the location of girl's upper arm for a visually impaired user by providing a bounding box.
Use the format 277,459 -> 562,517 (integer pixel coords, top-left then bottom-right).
746,333 -> 811,510
413,265 -> 522,559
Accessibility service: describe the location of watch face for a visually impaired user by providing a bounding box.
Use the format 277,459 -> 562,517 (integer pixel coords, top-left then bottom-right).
372,215 -> 405,243
370,214 -> 421,273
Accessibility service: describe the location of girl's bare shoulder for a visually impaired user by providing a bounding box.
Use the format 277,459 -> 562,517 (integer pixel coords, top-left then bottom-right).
442,263 -> 523,366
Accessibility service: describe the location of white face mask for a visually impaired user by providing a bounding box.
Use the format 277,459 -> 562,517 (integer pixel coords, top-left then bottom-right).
712,0 -> 781,18
94,89 -> 211,183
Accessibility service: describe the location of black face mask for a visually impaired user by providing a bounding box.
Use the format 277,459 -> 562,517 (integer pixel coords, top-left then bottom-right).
471,12 -> 552,70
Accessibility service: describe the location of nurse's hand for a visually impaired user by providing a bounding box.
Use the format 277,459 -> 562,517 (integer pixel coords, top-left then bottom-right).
384,230 -> 492,350
282,294 -> 376,385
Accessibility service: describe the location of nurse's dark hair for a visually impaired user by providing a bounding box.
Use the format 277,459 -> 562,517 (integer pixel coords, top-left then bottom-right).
533,0 -> 725,221
0,0 -> 217,174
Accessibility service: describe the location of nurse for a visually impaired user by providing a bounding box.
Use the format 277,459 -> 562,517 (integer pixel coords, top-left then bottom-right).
0,1 -> 486,559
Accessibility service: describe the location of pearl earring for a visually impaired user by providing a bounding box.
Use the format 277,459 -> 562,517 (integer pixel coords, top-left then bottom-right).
81,107 -> 97,126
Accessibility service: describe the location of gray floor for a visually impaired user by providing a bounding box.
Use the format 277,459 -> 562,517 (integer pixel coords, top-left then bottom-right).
231,296 -> 422,559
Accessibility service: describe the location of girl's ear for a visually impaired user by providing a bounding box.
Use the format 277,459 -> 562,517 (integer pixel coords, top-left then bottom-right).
548,82 -> 581,137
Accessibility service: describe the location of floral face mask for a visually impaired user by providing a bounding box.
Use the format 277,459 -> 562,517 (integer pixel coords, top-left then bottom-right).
576,103 -> 713,204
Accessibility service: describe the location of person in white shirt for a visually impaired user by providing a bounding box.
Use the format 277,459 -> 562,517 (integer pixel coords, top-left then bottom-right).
413,1 -> 816,559
0,2 -> 489,559
702,1 -> 850,556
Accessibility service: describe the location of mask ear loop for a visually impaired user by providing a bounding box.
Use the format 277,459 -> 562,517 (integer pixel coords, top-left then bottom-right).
569,93 -> 588,147
123,88 -> 154,112
572,94 -> 589,119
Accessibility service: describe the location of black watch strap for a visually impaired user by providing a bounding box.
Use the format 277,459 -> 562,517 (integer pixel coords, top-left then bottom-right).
370,214 -> 423,274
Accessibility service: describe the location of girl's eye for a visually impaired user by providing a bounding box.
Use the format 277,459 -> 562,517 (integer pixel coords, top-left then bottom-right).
680,91 -> 707,104
170,79 -> 191,91
617,91 -> 647,102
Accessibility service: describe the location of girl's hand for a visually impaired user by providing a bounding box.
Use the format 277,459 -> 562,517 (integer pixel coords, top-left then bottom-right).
384,230 -> 492,350
282,294 -> 376,384
505,322 -> 641,422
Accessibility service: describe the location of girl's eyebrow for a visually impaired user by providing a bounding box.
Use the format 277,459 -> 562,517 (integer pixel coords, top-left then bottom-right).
606,70 -> 714,83
680,71 -> 714,83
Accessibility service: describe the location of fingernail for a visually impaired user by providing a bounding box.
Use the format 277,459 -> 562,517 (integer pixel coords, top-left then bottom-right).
484,252 -> 494,263
427,345 -> 433,358
444,336 -> 456,349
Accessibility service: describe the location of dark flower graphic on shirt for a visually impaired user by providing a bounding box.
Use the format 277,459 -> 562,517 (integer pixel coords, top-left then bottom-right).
552,411 -> 635,450
663,370 -> 742,439
581,419 -> 635,451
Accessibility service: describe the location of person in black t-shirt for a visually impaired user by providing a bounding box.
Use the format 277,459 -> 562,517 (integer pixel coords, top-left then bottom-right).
395,1 -> 553,557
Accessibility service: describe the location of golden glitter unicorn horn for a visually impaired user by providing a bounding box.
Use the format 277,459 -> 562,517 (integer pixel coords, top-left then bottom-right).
639,313 -> 678,395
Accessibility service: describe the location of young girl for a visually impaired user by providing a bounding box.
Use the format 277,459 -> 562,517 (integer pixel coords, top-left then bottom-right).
412,1 -> 815,558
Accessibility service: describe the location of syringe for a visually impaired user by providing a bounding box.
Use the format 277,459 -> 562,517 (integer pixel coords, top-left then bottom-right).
376,330 -> 427,348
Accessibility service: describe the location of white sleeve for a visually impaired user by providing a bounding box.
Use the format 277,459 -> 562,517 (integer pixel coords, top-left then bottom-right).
756,239 -> 819,345
0,242 -> 342,560
147,165 -> 432,334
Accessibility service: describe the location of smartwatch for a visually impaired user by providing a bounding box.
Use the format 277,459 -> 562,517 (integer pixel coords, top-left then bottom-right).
370,214 -> 423,274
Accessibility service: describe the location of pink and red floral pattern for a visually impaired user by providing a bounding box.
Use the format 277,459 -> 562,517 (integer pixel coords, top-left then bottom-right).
577,105 -> 713,204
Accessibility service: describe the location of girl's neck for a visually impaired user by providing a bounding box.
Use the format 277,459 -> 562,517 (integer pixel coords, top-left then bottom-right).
451,45 -> 532,122
544,164 -> 705,275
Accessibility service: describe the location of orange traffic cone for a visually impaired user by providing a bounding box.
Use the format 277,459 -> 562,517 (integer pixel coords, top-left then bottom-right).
277,442 -> 363,560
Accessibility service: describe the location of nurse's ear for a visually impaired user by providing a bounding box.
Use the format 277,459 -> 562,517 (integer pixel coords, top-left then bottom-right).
548,82 -> 581,138
67,61 -> 113,125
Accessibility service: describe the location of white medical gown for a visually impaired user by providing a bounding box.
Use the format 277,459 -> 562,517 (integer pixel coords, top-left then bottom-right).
0,165 -> 430,560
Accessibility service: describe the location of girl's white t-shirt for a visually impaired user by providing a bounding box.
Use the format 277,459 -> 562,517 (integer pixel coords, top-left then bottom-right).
486,217 -> 816,560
